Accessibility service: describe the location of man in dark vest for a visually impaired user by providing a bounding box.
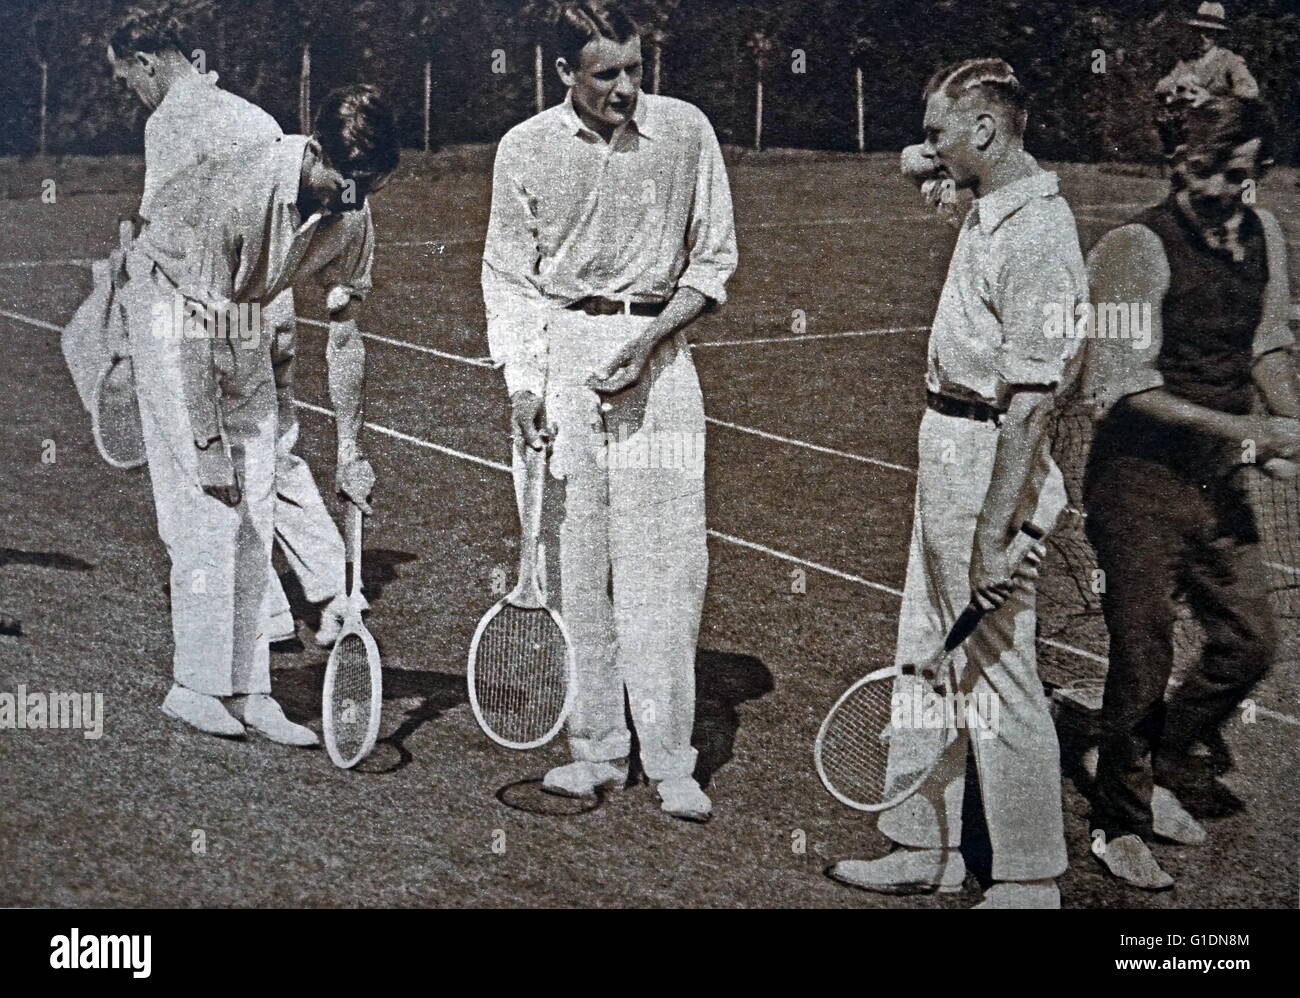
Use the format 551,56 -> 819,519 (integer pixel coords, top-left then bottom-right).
1082,96 -> 1299,888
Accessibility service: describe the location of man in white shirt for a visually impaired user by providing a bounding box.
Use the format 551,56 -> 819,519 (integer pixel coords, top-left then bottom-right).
828,59 -> 1085,908
107,9 -> 353,649
122,84 -> 396,743
482,2 -> 737,821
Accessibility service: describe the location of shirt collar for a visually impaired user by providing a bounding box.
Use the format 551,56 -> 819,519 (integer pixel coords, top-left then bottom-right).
972,163 -> 1059,235
559,90 -> 652,141
156,71 -> 220,112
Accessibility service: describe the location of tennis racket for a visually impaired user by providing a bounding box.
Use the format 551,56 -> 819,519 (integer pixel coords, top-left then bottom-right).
467,443 -> 576,749
814,522 -> 1046,812
322,504 -> 382,769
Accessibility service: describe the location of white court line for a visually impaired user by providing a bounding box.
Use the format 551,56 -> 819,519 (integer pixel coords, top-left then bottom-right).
705,417 -> 914,474
1260,707 -> 1300,728
0,308 -> 61,332
292,400 -> 510,473
296,317 -> 495,366
0,258 -> 95,270
295,315 -> 925,469
3,302 -> 1298,726
695,324 -> 929,348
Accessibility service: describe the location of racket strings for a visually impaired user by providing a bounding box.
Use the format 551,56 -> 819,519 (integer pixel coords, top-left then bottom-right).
820,675 -> 953,808
820,680 -> 895,803
1040,401 -> 1299,687
474,604 -> 568,744
328,632 -> 373,761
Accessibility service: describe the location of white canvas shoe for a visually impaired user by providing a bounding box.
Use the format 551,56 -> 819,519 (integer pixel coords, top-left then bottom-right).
973,881 -> 1061,909
657,776 -> 712,823
1152,785 -> 1207,845
160,684 -> 245,738
1093,832 -> 1175,890
229,695 -> 318,748
541,760 -> 628,798
829,848 -> 966,895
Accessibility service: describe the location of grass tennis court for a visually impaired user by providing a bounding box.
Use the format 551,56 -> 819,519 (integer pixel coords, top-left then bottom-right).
1,151 -> 1296,907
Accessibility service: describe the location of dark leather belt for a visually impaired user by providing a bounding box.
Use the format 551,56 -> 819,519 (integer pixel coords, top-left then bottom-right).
568,296 -> 667,317
926,390 -> 1004,424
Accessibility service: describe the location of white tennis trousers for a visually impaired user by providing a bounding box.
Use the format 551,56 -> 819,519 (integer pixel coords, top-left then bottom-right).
259,294 -> 347,622
879,406 -> 1069,882
125,250 -> 276,696
515,309 -> 708,781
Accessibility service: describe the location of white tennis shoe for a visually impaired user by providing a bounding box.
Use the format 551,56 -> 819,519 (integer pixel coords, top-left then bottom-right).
1093,832 -> 1175,890
1152,785 -> 1207,845
972,880 -> 1061,909
160,684 -> 245,738
657,776 -> 712,823
228,694 -> 319,748
541,760 -> 628,797
829,847 -> 966,895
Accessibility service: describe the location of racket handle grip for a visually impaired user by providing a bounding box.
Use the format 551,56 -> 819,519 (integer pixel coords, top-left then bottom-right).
940,522 -> 1043,656
943,604 -> 983,653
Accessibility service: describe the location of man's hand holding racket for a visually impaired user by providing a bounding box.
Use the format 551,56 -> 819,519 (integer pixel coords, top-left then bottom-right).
336,455 -> 375,514
969,526 -> 1048,612
511,390 -> 556,450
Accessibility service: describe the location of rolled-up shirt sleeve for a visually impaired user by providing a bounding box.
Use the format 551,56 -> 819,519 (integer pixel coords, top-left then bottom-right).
678,114 -> 738,305
1254,208 -> 1295,359
318,204 -> 376,306
482,136 -> 548,398
1082,224 -> 1168,416
993,213 -> 1086,394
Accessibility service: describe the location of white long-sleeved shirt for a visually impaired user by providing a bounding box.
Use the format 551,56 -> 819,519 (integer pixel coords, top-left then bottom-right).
135,135 -> 375,444
140,72 -> 282,219
482,91 -> 738,396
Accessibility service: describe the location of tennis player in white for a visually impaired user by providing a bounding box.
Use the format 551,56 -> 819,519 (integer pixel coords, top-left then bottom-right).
828,59 -> 1085,908
482,2 -> 736,821
107,8 -> 355,649
120,85 -> 396,742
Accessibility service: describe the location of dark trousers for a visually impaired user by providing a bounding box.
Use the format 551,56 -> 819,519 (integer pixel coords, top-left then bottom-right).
1083,454 -> 1275,838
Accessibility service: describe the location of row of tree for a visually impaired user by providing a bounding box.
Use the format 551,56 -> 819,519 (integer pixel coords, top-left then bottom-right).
2,0 -> 1297,163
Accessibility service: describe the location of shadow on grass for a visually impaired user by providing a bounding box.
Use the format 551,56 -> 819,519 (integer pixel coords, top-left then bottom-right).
692,649 -> 774,787
0,548 -> 94,571
277,547 -> 418,630
272,658 -> 467,775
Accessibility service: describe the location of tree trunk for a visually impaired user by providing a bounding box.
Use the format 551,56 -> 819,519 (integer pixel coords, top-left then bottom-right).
855,66 -> 864,153
299,43 -> 312,134
38,61 -> 48,157
653,42 -> 662,94
534,42 -> 544,114
423,59 -> 432,152
754,77 -> 763,152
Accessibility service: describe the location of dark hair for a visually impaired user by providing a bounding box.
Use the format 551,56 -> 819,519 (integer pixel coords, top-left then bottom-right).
313,85 -> 401,184
554,2 -> 640,69
1165,96 -> 1276,182
923,58 -> 1029,137
109,6 -> 189,57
